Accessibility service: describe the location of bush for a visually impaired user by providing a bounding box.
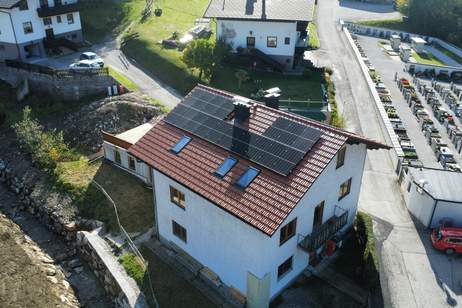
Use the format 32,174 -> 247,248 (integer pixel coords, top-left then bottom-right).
355,212 -> 380,288
12,107 -> 75,169
119,253 -> 146,286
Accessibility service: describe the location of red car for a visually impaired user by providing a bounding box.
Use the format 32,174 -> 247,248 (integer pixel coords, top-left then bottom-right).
431,227 -> 462,255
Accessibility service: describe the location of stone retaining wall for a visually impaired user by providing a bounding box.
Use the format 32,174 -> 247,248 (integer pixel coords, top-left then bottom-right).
0,64 -> 119,101
0,158 -> 146,307
77,231 -> 148,308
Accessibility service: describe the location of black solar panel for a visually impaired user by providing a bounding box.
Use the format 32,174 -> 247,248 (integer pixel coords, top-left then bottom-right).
184,88 -> 235,119
263,117 -> 322,153
164,102 -> 323,176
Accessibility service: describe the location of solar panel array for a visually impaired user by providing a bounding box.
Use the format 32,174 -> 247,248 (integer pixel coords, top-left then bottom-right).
164,89 -> 323,176
183,87 -> 235,119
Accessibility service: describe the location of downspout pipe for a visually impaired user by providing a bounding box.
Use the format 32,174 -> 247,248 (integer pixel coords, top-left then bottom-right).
428,199 -> 438,229
0,9 -> 21,60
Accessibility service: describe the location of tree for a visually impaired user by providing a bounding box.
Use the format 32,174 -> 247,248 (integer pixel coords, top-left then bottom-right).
395,0 -> 409,15
182,39 -> 216,81
235,69 -> 249,89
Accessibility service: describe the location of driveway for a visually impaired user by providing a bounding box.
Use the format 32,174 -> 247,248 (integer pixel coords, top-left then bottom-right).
28,39 -> 182,109
312,1 -> 462,307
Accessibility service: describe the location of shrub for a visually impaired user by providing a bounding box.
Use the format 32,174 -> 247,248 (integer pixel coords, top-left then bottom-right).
12,107 -> 74,169
119,253 -> 146,286
355,212 -> 380,288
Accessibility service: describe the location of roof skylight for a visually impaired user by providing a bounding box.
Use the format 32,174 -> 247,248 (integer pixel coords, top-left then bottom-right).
170,136 -> 191,154
236,166 -> 260,189
214,157 -> 238,178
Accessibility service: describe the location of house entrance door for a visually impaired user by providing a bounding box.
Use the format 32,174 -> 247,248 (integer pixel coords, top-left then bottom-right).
45,28 -> 55,40
246,36 -> 255,48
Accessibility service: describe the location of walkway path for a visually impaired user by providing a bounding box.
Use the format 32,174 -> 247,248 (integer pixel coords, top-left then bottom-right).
312,1 -> 462,307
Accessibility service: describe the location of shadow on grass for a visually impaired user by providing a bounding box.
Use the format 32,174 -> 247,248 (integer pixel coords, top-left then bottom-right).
139,245 -> 217,308
121,38 -> 199,95
55,160 -> 154,234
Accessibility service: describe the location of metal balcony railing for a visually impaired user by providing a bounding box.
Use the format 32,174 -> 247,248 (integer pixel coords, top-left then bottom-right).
37,2 -> 80,18
298,210 -> 349,253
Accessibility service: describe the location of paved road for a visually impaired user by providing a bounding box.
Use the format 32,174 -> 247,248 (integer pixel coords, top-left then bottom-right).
29,39 -> 182,109
312,1 -> 462,307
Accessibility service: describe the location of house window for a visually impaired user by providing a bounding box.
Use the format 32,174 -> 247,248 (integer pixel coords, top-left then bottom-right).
57,15 -> 62,23
170,186 -> 185,209
313,201 -> 324,230
43,17 -> 52,26
267,36 -> 277,48
18,0 -> 28,10
235,166 -> 260,189
67,13 -> 74,24
128,156 -> 136,171
339,178 -> 352,200
277,256 -> 293,279
280,218 -> 297,245
114,149 -> 121,164
214,157 -> 237,178
39,0 -> 48,8
284,37 -> 290,45
247,36 -> 255,48
23,22 -> 33,34
71,34 -> 77,39
170,136 -> 191,154
172,220 -> 187,243
336,146 -> 346,169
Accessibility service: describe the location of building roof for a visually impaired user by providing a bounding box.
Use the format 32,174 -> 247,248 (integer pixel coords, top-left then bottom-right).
129,85 -> 389,236
203,0 -> 315,22
116,123 -> 154,145
0,0 -> 21,9
411,37 -> 427,44
410,167 -> 462,203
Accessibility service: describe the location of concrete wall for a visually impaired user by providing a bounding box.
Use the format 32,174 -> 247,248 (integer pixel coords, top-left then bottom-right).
153,142 -> 368,301
103,142 -> 151,184
405,62 -> 462,76
0,10 -> 16,43
406,182 -> 435,227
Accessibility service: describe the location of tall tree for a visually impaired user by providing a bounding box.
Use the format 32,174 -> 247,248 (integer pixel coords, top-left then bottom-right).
182,39 -> 216,81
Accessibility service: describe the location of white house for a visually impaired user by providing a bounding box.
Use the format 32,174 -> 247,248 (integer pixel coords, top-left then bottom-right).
204,0 -> 315,70
126,85 -> 389,307
0,0 -> 83,61
102,123 -> 154,185
400,167 -> 462,228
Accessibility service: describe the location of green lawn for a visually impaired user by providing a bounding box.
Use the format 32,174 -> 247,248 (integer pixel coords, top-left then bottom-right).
412,51 -> 447,66
79,0 -> 144,43
108,66 -> 140,91
357,18 -> 411,32
121,0 -> 210,94
212,67 -> 323,101
140,246 -> 217,308
56,160 -> 154,233
434,44 -> 462,66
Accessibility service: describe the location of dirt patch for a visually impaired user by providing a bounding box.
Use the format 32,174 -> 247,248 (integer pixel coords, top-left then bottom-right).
60,93 -> 163,153
0,213 -> 78,307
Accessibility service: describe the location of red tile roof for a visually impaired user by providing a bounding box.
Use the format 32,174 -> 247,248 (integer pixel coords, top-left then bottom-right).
129,85 -> 390,236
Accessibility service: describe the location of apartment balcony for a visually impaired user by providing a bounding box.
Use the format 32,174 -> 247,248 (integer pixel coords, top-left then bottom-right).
37,2 -> 80,18
298,210 -> 349,253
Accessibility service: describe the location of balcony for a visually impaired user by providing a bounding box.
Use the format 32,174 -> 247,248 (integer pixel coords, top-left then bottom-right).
37,2 -> 80,18
298,210 -> 349,253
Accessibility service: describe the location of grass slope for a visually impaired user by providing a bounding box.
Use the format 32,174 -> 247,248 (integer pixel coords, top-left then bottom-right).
357,18 -> 411,32
412,51 -> 447,66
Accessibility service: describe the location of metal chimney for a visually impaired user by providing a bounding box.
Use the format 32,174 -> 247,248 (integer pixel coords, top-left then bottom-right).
262,0 -> 266,19
233,96 -> 251,122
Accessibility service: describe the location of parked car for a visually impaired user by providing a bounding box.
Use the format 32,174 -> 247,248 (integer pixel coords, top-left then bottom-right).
79,52 -> 104,67
69,60 -> 101,71
431,227 -> 462,254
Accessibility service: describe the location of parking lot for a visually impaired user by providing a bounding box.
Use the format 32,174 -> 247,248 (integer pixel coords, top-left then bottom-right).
356,35 -> 462,169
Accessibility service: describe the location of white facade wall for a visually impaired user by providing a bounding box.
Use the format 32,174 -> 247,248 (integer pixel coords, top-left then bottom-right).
0,11 -> 16,43
153,143 -> 368,299
217,19 -> 297,57
1,0 -> 81,44
432,201 -> 462,228
103,142 -> 151,184
406,182 -> 435,227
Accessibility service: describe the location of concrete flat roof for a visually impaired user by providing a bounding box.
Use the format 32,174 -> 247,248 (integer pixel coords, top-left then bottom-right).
116,123 -> 154,145
409,167 -> 462,203
411,37 -> 427,44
